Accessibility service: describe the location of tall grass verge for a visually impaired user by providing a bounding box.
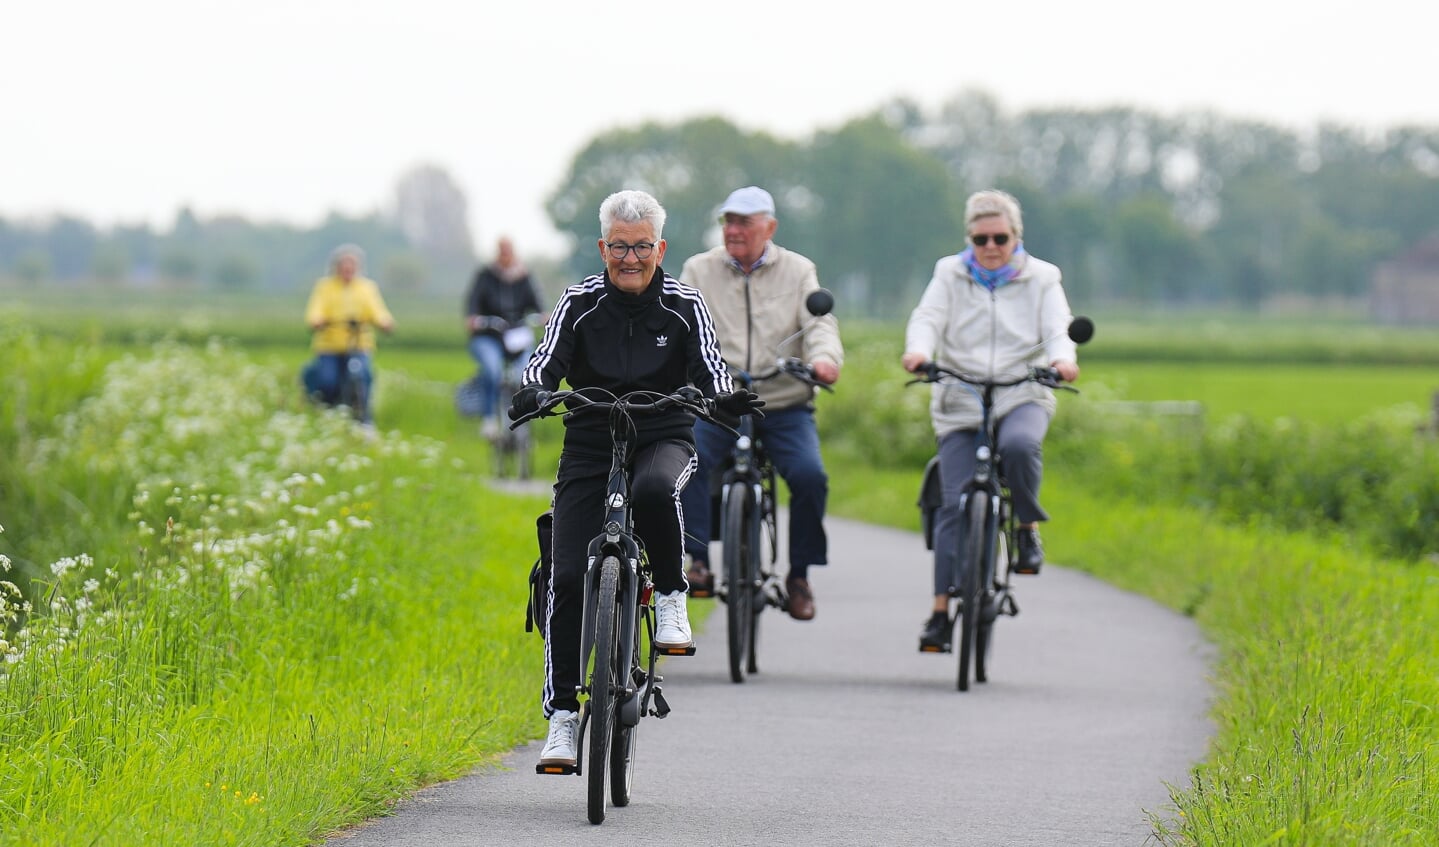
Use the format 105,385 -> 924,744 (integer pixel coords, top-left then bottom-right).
0,339 -> 548,846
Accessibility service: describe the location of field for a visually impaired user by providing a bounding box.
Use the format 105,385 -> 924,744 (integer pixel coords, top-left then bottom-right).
4,287 -> 1439,845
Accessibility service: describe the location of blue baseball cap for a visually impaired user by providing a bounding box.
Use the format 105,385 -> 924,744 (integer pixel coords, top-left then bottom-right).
719,186 -> 775,216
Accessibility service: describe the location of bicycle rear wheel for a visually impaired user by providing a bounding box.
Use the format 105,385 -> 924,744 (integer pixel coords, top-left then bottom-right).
587,557 -> 621,824
611,712 -> 637,806
722,486 -> 753,684
957,491 -> 988,692
745,495 -> 766,676
610,601 -> 644,805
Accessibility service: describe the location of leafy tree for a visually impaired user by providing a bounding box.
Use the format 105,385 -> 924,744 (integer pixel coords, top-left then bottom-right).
381,250 -> 429,293
158,246 -> 200,286
213,252 -> 260,290
393,164 -> 475,266
798,114 -> 961,316
43,216 -> 98,280
91,242 -> 130,284
14,249 -> 51,284
546,117 -> 800,278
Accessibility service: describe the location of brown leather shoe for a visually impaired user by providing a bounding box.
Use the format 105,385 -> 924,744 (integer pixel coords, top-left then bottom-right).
686,561 -> 714,598
785,577 -> 815,621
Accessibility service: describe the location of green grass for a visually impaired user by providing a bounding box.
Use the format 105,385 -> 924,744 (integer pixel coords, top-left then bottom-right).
6,290 -> 1439,844
1083,361 -> 1435,425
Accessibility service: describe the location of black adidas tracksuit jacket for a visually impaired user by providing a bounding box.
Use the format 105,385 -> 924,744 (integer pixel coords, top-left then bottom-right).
521,268 -> 734,453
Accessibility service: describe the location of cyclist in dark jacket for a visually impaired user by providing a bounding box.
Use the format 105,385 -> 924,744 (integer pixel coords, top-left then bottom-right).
512,189 -> 760,769
464,237 -> 544,436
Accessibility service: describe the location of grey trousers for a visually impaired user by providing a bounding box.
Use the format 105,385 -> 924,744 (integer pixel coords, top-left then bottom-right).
932,403 -> 1051,596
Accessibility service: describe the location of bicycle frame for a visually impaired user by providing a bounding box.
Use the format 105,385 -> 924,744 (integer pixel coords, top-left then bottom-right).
516,387 -> 709,823
953,383 -> 1017,622
719,377 -> 780,598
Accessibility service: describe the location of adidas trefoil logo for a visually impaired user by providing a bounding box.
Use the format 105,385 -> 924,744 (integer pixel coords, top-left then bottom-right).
655,335 -> 669,347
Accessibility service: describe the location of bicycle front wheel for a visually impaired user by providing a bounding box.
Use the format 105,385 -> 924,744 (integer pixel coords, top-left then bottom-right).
587,557 -> 621,824
957,491 -> 989,692
975,517 -> 1007,684
722,486 -> 753,684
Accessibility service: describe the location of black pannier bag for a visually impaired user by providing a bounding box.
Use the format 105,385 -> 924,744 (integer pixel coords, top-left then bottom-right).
917,455 -> 943,551
526,510 -> 554,635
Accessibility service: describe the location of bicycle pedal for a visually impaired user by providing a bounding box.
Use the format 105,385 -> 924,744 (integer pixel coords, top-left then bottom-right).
655,644 -> 697,656
535,762 -> 580,776
919,643 -> 952,654
650,688 -> 671,718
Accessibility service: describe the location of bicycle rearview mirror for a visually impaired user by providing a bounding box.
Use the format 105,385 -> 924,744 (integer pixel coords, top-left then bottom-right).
805,289 -> 834,317
1068,316 -> 1095,345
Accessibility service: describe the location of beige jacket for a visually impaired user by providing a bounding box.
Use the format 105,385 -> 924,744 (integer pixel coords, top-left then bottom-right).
679,243 -> 843,410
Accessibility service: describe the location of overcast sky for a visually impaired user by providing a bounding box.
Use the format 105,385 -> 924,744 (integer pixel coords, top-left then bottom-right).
4,0 -> 1437,260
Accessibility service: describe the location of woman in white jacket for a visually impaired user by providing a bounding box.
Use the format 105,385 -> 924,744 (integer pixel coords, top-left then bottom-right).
901,189 -> 1080,651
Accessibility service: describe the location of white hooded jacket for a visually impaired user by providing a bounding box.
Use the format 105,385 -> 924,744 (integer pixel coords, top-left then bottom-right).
904,251 -> 1076,436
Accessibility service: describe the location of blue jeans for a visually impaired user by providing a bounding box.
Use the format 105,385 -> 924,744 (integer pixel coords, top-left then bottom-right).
468,335 -> 531,419
303,353 -> 374,422
680,406 -> 829,578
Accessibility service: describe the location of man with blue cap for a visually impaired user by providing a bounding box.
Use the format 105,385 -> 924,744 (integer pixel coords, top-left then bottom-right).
678,185 -> 844,621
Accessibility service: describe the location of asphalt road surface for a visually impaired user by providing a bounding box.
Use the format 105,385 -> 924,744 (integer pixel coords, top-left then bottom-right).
328,516 -> 1212,846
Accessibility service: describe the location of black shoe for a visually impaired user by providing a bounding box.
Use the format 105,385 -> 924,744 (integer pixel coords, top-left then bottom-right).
1014,528 -> 1044,575
918,611 -> 952,652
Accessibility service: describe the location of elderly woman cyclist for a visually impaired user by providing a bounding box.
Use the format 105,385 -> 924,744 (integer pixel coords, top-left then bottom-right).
900,189 -> 1080,652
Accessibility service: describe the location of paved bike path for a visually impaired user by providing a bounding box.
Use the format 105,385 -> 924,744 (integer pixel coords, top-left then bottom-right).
328,516 -> 1212,846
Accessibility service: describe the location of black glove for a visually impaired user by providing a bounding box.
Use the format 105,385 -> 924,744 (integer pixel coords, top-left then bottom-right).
508,384 -> 546,421
713,389 -> 765,427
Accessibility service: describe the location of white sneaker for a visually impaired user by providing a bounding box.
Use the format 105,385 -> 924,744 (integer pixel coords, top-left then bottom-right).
539,709 -> 579,766
481,418 -> 500,439
654,590 -> 693,649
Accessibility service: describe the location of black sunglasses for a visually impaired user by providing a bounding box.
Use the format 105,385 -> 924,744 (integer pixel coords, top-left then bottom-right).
969,233 -> 1011,247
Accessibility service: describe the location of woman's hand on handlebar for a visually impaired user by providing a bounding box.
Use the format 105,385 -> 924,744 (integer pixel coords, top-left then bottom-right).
901,352 -> 929,374
1051,360 -> 1079,382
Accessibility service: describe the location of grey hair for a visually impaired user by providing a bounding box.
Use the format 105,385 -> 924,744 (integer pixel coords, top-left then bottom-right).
599,190 -> 666,241
965,189 -> 1024,239
329,243 -> 367,272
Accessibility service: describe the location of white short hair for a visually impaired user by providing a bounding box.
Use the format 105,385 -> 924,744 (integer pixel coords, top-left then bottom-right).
965,190 -> 1023,239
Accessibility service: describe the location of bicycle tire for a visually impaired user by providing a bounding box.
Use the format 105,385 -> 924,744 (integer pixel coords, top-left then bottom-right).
587,557 -> 621,824
957,491 -> 988,692
746,483 -> 769,675
722,486 -> 752,684
610,632 -> 641,806
975,516 -> 1006,683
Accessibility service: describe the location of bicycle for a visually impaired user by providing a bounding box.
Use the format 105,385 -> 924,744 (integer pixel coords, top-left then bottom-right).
908,316 -> 1093,691
711,288 -> 836,684
305,318 -> 373,424
512,386 -> 719,824
457,317 -> 541,478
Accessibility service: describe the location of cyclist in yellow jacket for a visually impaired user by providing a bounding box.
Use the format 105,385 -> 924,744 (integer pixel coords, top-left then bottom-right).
302,244 -> 395,424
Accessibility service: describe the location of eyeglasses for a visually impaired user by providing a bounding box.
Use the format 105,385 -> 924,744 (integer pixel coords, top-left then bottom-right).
969,233 -> 1012,247
605,241 -> 656,260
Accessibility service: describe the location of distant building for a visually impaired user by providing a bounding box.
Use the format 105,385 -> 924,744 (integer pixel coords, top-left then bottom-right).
1371,234 -> 1439,325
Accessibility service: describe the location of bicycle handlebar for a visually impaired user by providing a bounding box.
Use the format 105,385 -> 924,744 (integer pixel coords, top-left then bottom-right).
734,357 -> 834,393
906,362 -> 1077,394
508,386 -> 732,430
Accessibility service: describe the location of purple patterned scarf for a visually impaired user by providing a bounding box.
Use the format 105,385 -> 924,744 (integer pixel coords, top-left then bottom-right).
961,243 -> 1027,291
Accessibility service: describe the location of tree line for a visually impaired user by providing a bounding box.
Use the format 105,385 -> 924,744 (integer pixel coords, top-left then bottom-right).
547,91 -> 1439,317
6,91 -> 1438,318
